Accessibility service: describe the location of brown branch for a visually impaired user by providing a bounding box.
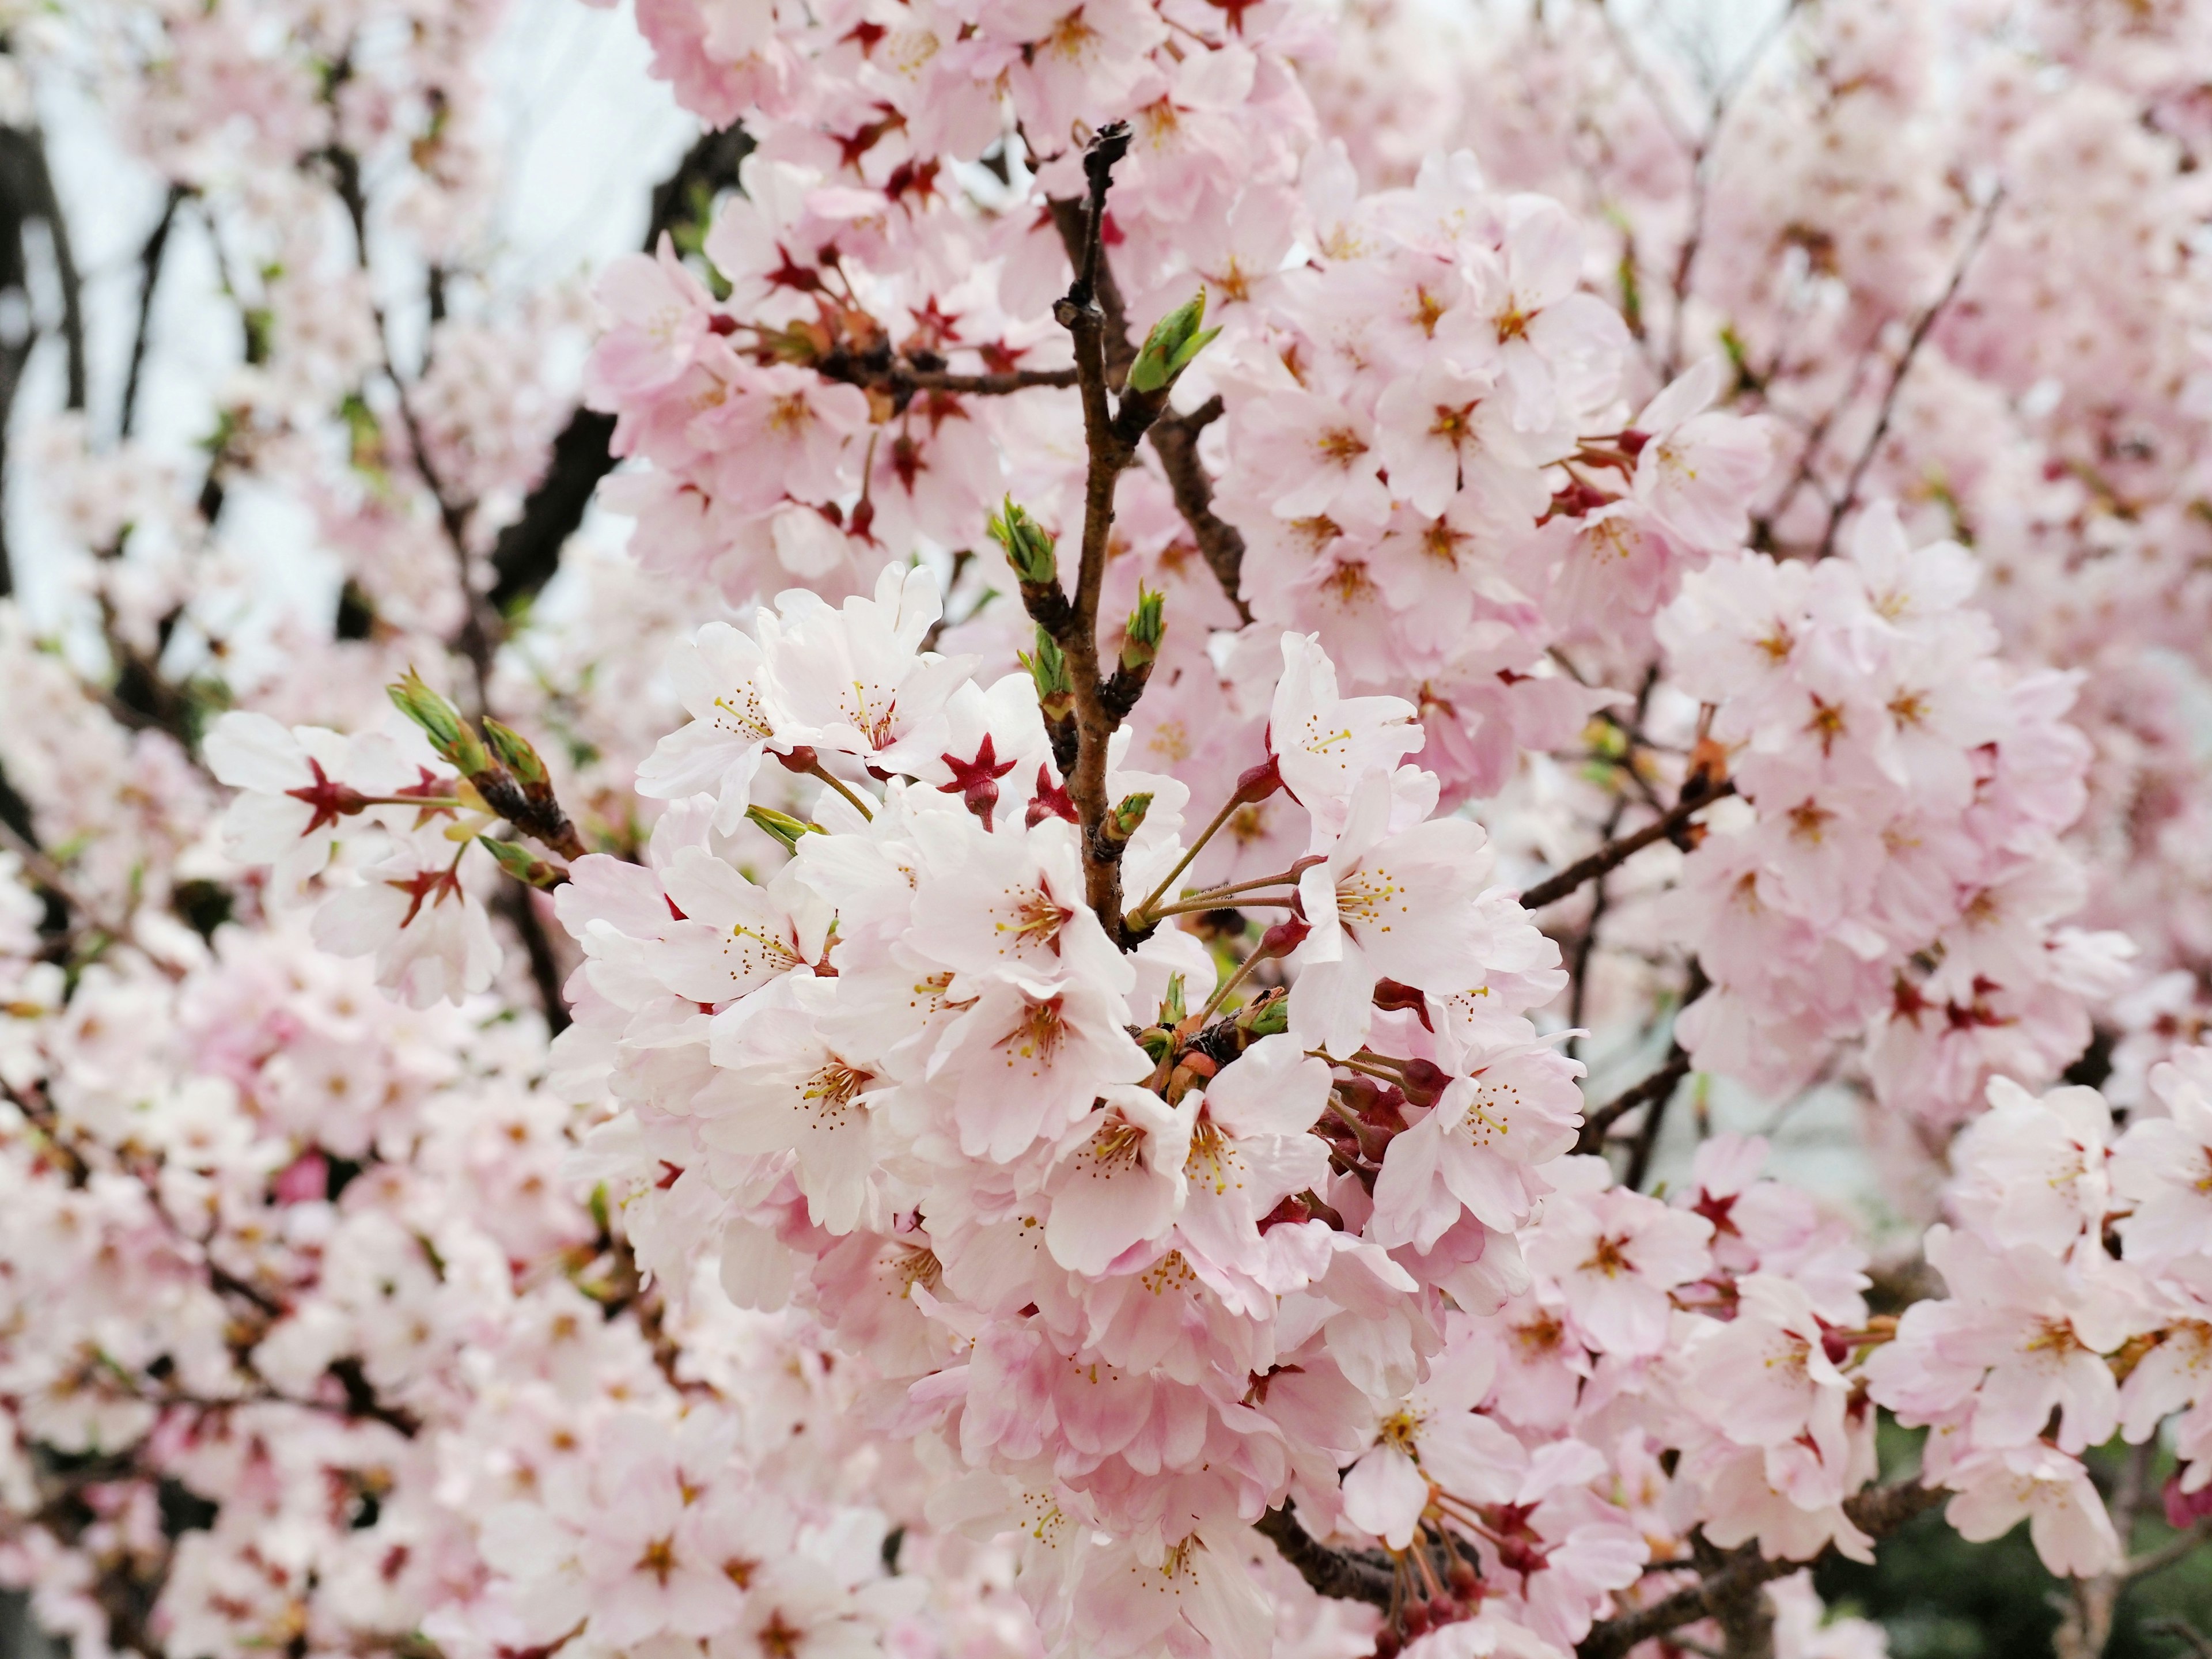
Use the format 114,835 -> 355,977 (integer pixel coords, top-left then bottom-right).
120,184 -> 187,440
813,353 -> 1077,401
1254,1505 -> 1395,1608
1578,1482 -> 1944,1659
1814,190 -> 2001,559
1147,395 -> 1251,623
495,882 -> 573,1036
1520,779 -> 1736,911
488,126 -> 755,616
1576,1047 -> 1692,1153
1031,123 -> 1173,949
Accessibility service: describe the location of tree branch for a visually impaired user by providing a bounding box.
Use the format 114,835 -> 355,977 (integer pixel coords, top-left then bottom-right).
1575,1047 -> 1692,1153
1519,779 -> 1736,911
1578,1482 -> 1944,1659
1814,190 -> 2001,559
120,184 -> 188,440
487,126 -> 755,616
1146,395 -> 1251,623
1253,1505 -> 1395,1608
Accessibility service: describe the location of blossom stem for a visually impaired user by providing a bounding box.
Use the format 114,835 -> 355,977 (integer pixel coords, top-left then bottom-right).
1128,792 -> 1249,924
804,762 -> 875,821
1146,896 -> 1294,919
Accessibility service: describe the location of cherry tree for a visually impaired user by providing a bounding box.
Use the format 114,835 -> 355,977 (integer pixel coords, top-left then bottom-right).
3,2 -> 2212,1659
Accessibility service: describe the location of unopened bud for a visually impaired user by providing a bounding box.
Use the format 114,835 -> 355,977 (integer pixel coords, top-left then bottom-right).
987,498 -> 1059,588
744,804 -> 820,853
1019,629 -> 1076,725
1258,914 -> 1310,958
478,836 -> 567,889
1234,755 -> 1284,804
1399,1058 -> 1450,1108
776,744 -> 822,775
1126,290 -> 1219,395
479,718 -> 550,788
1119,587 -> 1165,676
1102,792 -> 1153,847
388,668 -> 490,775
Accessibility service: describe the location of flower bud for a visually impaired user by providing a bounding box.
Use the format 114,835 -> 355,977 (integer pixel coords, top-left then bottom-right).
1118,587 -> 1165,677
744,804 -> 820,853
1019,629 -> 1077,726
1101,792 -> 1153,847
479,718 -> 549,788
388,668 -> 490,775
987,498 -> 1059,588
478,835 -> 567,889
1126,290 -> 1219,395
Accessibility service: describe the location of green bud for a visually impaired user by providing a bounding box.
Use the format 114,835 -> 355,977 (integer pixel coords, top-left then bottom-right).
1138,1025 -> 1173,1063
744,804 -> 821,853
1237,991 -> 1289,1039
1103,792 -> 1153,847
1019,628 -> 1076,724
1119,586 -> 1165,675
987,498 -> 1059,587
1126,291 -> 1220,395
480,717 -> 550,787
479,836 -> 567,889
388,668 -> 490,775
1161,972 -> 1187,1027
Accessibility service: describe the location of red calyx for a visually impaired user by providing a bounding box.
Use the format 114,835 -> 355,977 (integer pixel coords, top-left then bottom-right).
1372,977 -> 1433,1030
1027,764 -> 1077,828
938,733 -> 1018,831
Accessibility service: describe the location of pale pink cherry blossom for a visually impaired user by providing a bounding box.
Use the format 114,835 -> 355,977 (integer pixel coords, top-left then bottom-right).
1949,1077 -> 2112,1255
2112,1044 -> 2212,1264
635,619 -> 794,832
1696,1444 -> 1877,1567
1477,1441 -> 1647,1649
1519,1160 -> 1714,1357
1268,631 -> 1423,839
767,565 -> 978,777
691,363 -> 872,513
923,971 -> 1155,1163
1340,1319 -> 1520,1548
1484,195 -> 1630,435
1229,389 -> 1392,529
1289,772 -> 1505,1056
1863,1223 -> 2143,1455
696,977 -> 881,1235
203,712 -> 423,896
1176,1035 -> 1335,1266
567,1414 -> 748,1645
1680,1274 -> 1853,1457
1677,1135 -> 1871,1325
651,844 -> 831,1007
1043,1084 -> 1198,1274
1942,1444 -> 2122,1578
1372,361 -> 1535,519
1626,357 -> 1775,555
587,236 -> 727,401
312,827 -> 501,1008
904,813 -> 1132,997
1066,1527 -> 1274,1659
995,0 -> 1171,141
1369,1041 -> 1584,1249
1483,1289 -> 1590,1433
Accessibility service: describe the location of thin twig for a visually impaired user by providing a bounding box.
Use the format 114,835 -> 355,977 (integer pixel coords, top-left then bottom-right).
1520,781 -> 1736,911
1814,191 -> 2002,559
1576,1047 -> 1692,1153
119,184 -> 187,440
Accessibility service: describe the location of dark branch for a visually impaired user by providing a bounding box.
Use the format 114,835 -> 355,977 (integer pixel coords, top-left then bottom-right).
1147,395 -> 1251,623
1814,191 -> 2001,559
485,126 -> 755,616
1519,779 -> 1736,911
1575,1047 -> 1691,1153
1577,1482 -> 1944,1659
120,184 -> 188,440
1254,1505 -> 1395,1608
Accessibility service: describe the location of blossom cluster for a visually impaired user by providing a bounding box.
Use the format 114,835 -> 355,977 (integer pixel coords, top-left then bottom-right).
1658,507 -> 2134,1124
